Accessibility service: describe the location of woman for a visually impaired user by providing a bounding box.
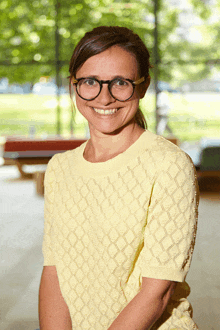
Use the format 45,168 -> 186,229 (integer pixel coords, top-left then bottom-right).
39,26 -> 199,329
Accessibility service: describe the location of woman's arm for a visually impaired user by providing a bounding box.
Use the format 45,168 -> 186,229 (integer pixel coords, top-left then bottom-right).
39,266 -> 72,330
108,277 -> 176,330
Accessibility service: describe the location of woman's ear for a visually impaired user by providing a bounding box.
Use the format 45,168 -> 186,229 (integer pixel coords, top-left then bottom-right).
139,76 -> 151,99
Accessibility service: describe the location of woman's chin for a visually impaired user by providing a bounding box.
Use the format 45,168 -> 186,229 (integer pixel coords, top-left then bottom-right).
89,123 -> 126,136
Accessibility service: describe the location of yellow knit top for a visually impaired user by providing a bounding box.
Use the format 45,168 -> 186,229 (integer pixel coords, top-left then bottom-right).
43,130 -> 199,329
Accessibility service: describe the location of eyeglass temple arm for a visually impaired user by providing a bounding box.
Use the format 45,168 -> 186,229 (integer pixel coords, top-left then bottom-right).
133,77 -> 145,85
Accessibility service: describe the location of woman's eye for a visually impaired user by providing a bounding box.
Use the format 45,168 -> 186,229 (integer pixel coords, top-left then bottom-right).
83,79 -> 97,86
114,79 -> 128,87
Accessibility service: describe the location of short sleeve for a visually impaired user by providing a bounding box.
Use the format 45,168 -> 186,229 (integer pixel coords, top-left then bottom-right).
42,155 -> 58,266
141,151 -> 199,282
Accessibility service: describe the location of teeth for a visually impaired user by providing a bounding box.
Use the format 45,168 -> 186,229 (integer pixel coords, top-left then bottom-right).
93,108 -> 118,115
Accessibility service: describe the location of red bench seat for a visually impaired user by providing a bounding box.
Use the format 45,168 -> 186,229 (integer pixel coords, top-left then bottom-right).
3,137 -> 87,177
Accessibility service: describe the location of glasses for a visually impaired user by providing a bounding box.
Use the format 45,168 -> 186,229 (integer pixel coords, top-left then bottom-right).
72,76 -> 145,101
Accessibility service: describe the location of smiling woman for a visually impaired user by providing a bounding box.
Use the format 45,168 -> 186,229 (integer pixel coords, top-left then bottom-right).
39,26 -> 199,330
69,45 -> 149,152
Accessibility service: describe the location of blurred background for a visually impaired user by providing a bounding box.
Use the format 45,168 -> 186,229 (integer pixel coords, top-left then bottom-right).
0,0 -> 220,140
0,0 -> 220,329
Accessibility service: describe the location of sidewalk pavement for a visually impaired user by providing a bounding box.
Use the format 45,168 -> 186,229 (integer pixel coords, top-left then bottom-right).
1,165 -> 220,330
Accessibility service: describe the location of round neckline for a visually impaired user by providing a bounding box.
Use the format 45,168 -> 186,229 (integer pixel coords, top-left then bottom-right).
83,130 -> 146,164
73,130 -> 156,177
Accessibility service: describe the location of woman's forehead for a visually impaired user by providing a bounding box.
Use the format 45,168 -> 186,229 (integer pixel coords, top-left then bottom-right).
76,46 -> 139,79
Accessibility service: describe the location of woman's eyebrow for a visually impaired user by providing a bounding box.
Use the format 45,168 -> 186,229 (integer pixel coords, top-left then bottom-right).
111,75 -> 130,80
81,75 -> 132,80
76,75 -> 97,79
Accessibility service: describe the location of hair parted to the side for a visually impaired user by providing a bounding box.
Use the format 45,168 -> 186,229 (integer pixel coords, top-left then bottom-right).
69,26 -> 152,130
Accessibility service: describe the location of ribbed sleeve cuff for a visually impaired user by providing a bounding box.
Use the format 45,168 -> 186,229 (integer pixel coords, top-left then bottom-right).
141,266 -> 187,282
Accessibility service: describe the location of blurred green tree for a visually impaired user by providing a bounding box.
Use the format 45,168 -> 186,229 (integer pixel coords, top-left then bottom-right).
0,0 -> 219,85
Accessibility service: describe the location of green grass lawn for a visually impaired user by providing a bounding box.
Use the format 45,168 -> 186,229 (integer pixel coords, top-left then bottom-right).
0,93 -> 220,143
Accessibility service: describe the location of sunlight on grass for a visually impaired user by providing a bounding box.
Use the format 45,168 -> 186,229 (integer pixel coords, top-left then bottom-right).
0,92 -> 220,142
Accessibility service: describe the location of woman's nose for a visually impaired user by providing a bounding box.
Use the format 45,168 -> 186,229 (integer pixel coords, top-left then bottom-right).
96,84 -> 115,105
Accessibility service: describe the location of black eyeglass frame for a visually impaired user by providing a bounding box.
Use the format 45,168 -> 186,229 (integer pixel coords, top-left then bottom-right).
72,76 -> 145,101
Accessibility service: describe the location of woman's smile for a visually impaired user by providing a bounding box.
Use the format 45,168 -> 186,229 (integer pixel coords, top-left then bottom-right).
93,107 -> 119,115
92,107 -> 120,115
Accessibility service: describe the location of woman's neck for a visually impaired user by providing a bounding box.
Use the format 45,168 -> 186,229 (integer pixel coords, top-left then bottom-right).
83,123 -> 145,163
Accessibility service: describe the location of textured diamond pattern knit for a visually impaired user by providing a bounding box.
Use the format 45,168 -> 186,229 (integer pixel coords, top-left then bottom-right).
42,130 -> 199,329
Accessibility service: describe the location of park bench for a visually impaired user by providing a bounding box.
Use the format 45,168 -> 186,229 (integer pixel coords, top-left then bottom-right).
3,137 -> 87,194
3,137 -> 87,176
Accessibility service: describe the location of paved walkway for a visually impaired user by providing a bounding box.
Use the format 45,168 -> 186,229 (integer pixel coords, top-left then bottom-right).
1,165 -> 220,330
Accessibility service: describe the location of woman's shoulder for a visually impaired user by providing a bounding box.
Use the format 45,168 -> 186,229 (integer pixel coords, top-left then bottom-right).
46,141 -> 87,173
142,131 -> 194,170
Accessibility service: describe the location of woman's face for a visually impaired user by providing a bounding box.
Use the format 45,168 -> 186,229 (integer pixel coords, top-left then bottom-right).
73,45 -> 147,136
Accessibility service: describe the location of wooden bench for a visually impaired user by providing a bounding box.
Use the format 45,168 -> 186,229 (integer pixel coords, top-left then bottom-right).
3,137 -> 87,195
3,137 -> 87,178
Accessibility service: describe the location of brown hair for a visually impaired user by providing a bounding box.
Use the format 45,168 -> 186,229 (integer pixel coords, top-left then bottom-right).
69,26 -> 152,129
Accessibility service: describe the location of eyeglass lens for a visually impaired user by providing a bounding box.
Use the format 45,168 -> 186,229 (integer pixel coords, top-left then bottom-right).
76,78 -> 134,101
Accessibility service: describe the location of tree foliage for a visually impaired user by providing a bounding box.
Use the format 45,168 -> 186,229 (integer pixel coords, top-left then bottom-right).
0,0 -> 219,85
